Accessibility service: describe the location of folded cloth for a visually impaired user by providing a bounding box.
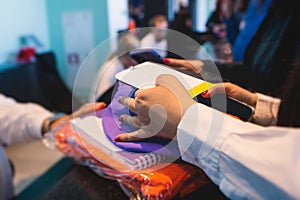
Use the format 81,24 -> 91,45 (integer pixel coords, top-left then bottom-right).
101,82 -> 180,157
52,124 -> 215,200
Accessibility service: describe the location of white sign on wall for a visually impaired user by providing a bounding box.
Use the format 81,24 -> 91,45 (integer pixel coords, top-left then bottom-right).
107,0 -> 129,52
62,10 -> 95,89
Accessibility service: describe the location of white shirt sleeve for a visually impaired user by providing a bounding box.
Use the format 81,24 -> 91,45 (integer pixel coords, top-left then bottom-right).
252,93 -> 281,126
141,33 -> 152,47
92,57 -> 124,100
177,103 -> 300,199
141,33 -> 167,58
0,94 -> 53,145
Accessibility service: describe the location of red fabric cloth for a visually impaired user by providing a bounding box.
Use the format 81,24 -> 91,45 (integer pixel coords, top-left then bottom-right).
52,124 -> 214,199
17,47 -> 35,63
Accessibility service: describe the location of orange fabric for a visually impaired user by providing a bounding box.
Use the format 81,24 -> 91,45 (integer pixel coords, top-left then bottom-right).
227,113 -> 241,120
53,124 -> 213,199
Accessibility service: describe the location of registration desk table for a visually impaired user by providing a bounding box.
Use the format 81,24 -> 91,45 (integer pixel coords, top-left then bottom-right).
18,157 -> 226,200
17,157 -> 127,200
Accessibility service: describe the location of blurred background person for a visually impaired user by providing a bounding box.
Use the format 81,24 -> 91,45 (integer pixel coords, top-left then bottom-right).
141,15 -> 168,58
93,33 -> 140,103
206,0 -> 250,47
128,0 -> 145,28
170,6 -> 207,45
223,0 -> 250,45
232,0 -> 273,61
169,11 -> 208,60
164,0 -> 299,96
202,20 -> 233,63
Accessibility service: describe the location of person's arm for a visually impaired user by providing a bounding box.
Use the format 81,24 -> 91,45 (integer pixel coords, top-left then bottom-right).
0,94 -> 53,144
162,58 -> 251,84
204,82 -> 281,126
177,103 -> 300,199
0,94 -> 106,145
115,74 -> 299,199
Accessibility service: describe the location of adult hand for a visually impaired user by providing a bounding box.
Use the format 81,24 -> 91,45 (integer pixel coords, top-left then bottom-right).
115,74 -> 196,142
70,102 -> 107,119
202,82 -> 258,107
162,58 -> 204,74
42,102 -> 107,134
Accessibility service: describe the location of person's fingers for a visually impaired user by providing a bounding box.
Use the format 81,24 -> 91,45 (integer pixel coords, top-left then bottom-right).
72,102 -> 107,118
114,129 -> 154,142
222,83 -> 257,107
133,89 -> 143,98
201,90 -> 210,98
118,96 -> 137,113
162,58 -> 180,66
177,66 -> 194,71
162,58 -> 189,69
186,60 -> 202,73
119,114 -> 142,128
206,83 -> 226,97
163,58 -> 202,73
204,82 -> 258,107
95,102 -> 107,111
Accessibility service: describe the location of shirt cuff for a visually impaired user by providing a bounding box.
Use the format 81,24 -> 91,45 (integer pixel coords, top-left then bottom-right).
26,103 -> 53,139
252,93 -> 281,126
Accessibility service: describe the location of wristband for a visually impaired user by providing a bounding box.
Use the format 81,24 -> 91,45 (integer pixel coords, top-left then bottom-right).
43,112 -> 66,134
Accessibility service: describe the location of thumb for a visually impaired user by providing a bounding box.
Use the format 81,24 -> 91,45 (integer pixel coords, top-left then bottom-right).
72,102 -> 106,118
163,58 -> 202,73
95,102 -> 107,111
205,83 -> 226,97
